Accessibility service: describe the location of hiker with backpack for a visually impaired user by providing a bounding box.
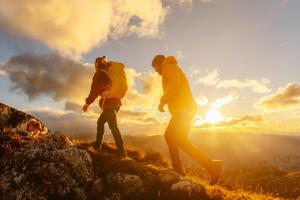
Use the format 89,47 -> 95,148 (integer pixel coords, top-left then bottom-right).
83,56 -> 127,157
151,55 -> 223,185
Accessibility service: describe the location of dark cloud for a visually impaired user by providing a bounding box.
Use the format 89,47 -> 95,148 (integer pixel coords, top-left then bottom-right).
197,115 -> 263,129
2,53 -> 93,101
64,101 -> 101,115
256,83 -> 300,110
1,53 -> 161,136
65,101 -> 83,112
118,110 -> 159,125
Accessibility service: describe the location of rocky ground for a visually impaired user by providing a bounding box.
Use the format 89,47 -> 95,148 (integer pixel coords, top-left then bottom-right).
0,103 -> 279,200
0,130 -> 214,200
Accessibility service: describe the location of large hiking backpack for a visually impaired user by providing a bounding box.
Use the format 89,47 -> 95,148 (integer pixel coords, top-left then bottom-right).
101,62 -> 128,99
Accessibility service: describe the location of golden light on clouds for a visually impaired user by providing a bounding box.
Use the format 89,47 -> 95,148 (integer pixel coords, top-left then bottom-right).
196,69 -> 271,94
194,95 -> 233,127
256,83 -> 300,111
0,0 -> 166,57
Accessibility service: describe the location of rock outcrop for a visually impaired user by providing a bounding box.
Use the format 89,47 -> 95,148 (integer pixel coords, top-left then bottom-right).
0,133 -> 94,200
0,103 -> 45,135
0,103 -> 213,200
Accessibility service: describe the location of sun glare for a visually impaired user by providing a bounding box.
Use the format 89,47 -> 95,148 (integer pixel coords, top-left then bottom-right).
193,114 -> 204,126
205,109 -> 224,123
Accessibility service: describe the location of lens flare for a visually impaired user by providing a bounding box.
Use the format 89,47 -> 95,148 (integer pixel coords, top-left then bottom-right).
205,109 -> 224,123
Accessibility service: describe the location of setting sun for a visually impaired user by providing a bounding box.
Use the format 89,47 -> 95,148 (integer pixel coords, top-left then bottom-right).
205,109 -> 224,123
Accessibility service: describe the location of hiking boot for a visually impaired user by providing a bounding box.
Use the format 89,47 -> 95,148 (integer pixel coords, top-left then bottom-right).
207,160 -> 223,186
92,141 -> 101,150
172,165 -> 186,176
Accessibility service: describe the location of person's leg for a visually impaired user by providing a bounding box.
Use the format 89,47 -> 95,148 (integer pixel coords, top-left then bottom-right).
95,111 -> 107,148
175,113 -> 222,185
164,116 -> 185,175
175,114 -> 211,169
106,108 -> 126,156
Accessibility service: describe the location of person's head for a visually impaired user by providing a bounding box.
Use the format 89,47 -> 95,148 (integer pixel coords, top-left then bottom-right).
152,54 -> 165,75
95,56 -> 108,71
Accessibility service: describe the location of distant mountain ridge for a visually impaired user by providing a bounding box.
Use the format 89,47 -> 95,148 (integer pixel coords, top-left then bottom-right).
1,103 -> 300,199
101,132 -> 300,171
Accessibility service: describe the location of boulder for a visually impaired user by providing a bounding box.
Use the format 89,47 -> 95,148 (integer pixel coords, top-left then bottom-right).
158,170 -> 209,200
0,133 -> 96,200
0,103 -> 46,135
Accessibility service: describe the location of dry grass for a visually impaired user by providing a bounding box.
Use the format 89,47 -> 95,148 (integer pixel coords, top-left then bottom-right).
185,175 -> 279,200
219,166 -> 300,199
75,141 -> 283,200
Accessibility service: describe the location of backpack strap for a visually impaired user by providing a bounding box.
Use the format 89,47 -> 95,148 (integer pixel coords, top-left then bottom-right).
99,69 -> 109,111
99,69 -> 111,86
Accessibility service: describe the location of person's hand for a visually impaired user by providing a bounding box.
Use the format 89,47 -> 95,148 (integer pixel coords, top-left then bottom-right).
158,103 -> 165,112
82,104 -> 89,112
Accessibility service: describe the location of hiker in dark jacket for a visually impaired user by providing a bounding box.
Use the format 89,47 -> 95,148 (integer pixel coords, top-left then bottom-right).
83,56 -> 126,157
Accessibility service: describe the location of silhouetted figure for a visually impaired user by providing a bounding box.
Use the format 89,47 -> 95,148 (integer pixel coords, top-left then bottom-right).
152,55 -> 222,185
83,56 -> 127,157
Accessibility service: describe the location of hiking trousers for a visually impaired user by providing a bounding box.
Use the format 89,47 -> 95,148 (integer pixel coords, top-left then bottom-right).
164,112 -> 211,170
96,107 -> 125,153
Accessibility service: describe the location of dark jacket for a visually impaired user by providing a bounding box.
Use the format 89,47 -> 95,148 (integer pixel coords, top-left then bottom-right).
85,70 -> 121,109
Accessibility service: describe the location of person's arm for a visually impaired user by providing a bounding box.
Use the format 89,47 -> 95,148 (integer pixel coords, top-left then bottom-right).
83,72 -> 108,112
160,66 -> 180,105
85,73 -> 100,105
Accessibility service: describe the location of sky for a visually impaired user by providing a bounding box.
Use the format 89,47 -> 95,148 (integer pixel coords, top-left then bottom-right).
1,0 -> 300,137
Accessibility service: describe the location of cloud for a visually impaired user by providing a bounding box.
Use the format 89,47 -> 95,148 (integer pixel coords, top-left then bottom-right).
28,109 -> 96,139
121,69 -> 162,111
165,0 -> 211,7
194,94 -> 238,124
1,53 -> 162,108
196,70 -> 219,86
280,0 -> 289,6
164,0 -> 192,7
65,101 -> 83,112
0,0 -> 166,57
2,54 -> 162,108
196,114 -> 263,129
64,100 -> 160,125
118,110 -> 159,125
195,94 -> 237,109
256,83 -> 300,111
2,53 -> 164,134
195,96 -> 209,106
217,78 -> 271,94
210,94 -> 238,109
0,69 -> 7,77
28,106 -> 161,139
1,53 -> 93,102
196,70 -> 271,94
